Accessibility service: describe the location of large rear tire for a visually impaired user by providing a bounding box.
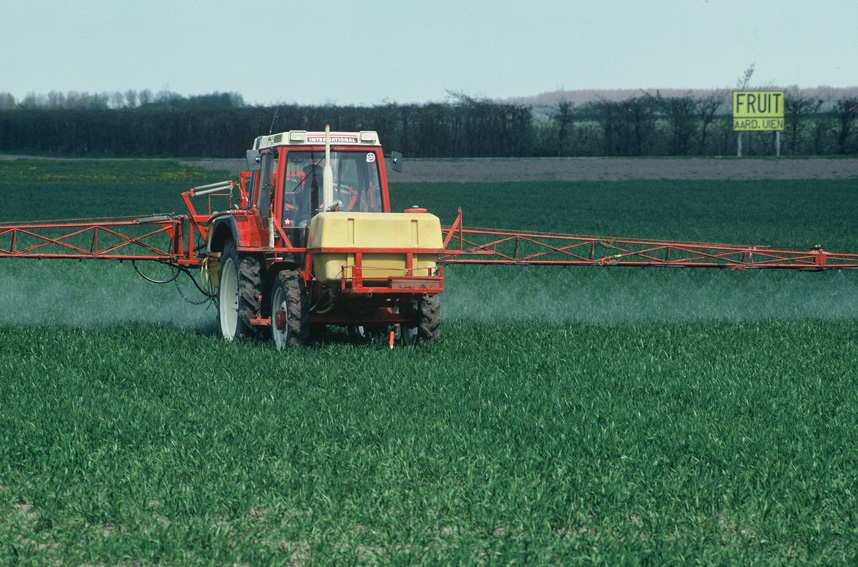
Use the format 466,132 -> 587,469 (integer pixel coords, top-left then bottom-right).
271,269 -> 309,350
417,293 -> 441,343
401,294 -> 440,345
218,240 -> 262,341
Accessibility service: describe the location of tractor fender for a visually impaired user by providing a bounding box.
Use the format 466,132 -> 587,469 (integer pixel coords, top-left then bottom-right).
207,212 -> 268,253
207,216 -> 241,254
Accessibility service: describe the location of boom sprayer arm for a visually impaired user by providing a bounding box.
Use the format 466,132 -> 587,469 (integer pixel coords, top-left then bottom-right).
439,209 -> 858,270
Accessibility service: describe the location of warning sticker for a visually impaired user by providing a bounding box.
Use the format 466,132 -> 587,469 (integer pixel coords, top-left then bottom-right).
366,153 -> 376,163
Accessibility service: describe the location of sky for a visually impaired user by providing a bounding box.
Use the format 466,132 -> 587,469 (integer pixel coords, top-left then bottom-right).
2,0 -> 856,106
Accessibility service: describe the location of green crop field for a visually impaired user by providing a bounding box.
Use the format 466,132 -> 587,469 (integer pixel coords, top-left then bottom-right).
1,159 -> 857,566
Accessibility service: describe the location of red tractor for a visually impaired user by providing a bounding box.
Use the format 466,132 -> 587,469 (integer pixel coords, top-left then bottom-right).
206,127 -> 442,348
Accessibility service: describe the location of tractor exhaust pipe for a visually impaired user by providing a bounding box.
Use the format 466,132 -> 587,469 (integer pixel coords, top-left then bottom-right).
323,125 -> 334,209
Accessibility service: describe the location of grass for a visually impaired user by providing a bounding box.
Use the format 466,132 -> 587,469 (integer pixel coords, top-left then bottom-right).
390,178 -> 858,251
0,159 -> 227,221
1,159 -> 858,565
2,321 -> 857,565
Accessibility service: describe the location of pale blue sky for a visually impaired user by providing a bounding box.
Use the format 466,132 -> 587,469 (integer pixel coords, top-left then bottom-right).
2,0 -> 855,106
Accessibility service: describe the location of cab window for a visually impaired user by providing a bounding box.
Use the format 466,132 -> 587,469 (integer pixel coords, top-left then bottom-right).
255,150 -> 278,215
281,149 -> 382,228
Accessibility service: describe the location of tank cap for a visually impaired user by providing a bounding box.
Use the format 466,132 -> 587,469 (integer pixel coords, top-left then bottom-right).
404,206 -> 427,213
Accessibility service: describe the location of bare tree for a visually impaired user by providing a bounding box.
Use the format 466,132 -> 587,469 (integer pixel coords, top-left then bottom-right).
228,92 -> 245,107
553,100 -> 574,156
0,93 -> 15,109
124,90 -> 138,108
47,90 -> 65,108
588,96 -> 655,156
155,90 -> 179,107
737,64 -> 755,90
65,91 -> 81,108
696,90 -> 727,153
18,92 -> 39,108
649,90 -> 697,155
110,91 -> 125,109
832,97 -> 858,154
784,88 -> 823,154
138,89 -> 153,106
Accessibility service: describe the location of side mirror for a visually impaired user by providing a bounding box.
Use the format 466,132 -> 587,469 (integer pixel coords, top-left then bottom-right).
389,151 -> 403,173
246,149 -> 262,172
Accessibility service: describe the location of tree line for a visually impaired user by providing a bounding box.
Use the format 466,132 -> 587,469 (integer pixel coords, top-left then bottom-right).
0,90 -> 244,111
0,90 -> 855,158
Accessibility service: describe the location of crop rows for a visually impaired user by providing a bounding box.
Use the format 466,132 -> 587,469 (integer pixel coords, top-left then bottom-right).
1,160 -> 857,565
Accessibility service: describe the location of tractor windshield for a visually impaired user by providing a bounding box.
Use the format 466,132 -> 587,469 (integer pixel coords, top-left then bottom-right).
282,150 -> 383,227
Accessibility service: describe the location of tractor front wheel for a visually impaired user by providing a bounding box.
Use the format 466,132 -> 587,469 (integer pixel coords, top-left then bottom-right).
271,269 -> 309,350
217,240 -> 262,341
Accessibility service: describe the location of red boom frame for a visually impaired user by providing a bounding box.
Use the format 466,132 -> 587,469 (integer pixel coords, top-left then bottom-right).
2,206 -> 857,271
440,209 -> 858,270
0,216 -> 187,261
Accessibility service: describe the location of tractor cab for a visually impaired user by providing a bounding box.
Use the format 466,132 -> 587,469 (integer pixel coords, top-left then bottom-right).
244,130 -> 393,249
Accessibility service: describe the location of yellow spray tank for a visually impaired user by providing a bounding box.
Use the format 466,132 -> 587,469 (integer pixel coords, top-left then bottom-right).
308,211 -> 443,286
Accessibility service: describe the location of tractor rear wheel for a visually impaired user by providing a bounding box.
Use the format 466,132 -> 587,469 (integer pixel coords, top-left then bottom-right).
400,294 -> 440,345
218,240 -> 262,341
417,294 -> 441,342
271,269 -> 309,350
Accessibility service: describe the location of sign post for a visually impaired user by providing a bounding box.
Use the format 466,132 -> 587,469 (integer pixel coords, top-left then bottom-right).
732,91 -> 785,157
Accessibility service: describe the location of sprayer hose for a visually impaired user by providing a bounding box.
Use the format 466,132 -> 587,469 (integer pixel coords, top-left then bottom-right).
132,260 -> 215,305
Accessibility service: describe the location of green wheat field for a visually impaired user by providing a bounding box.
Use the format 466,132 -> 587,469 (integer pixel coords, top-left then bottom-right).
1,159 -> 857,565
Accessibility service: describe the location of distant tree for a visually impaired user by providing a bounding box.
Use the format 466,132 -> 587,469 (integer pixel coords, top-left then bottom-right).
695,90 -> 727,153
62,91 -> 108,110
46,91 -> 65,108
649,91 -> 697,155
553,100 -> 574,156
152,90 -> 180,108
832,97 -> 858,154
124,90 -> 138,108
138,89 -> 153,106
587,96 -> 656,156
783,88 -> 823,154
626,97 -> 656,156
737,64 -> 755,90
443,91 -> 532,157
0,92 -> 14,109
809,109 -> 834,155
109,91 -> 126,109
587,99 -> 623,155
18,92 -> 39,108
185,92 -> 244,109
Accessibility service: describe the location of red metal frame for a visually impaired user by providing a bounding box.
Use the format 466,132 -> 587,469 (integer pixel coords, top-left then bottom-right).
4,206 -> 857,272
0,217 -> 187,261
439,208 -> 858,270
0,181 -> 242,264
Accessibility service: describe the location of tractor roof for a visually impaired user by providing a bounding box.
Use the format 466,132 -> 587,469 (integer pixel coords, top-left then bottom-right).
253,130 -> 381,151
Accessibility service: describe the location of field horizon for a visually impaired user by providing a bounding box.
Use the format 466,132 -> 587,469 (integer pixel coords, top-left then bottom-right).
5,154 -> 858,184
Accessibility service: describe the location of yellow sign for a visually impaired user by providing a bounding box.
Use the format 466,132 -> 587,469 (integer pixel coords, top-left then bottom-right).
733,91 -> 785,131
